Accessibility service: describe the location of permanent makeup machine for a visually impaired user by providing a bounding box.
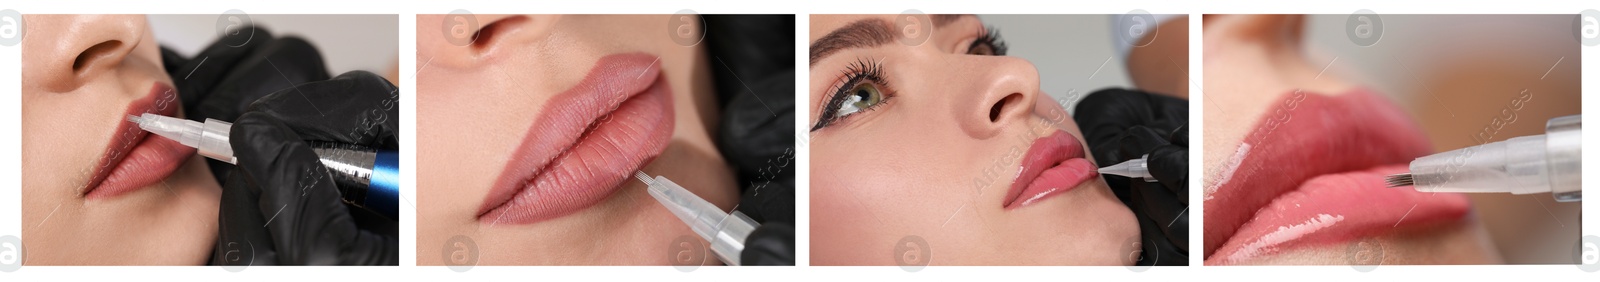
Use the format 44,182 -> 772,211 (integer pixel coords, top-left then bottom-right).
1386,115 -> 1581,202
634,171 -> 759,266
126,113 -> 401,218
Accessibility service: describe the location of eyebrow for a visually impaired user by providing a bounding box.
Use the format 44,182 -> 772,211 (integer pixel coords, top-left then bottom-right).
808,19 -> 894,66
809,15 -> 972,66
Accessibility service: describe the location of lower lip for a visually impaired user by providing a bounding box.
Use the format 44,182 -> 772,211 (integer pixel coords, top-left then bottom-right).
1206,164 -> 1469,265
1202,89 -> 1470,263
479,53 -> 674,225
85,84 -> 195,199
1005,131 -> 1097,210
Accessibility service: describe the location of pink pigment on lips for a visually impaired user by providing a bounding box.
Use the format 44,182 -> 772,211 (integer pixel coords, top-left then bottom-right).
478,53 -> 675,225
1202,88 -> 1470,262
1004,130 -> 1097,210
1207,164 -> 1469,265
83,84 -> 198,199
1012,158 -> 1096,207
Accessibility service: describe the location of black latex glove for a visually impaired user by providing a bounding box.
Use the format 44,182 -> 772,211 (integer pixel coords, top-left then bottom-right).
212,71 -> 399,265
162,25 -> 331,182
1073,88 -> 1189,266
741,222 -> 795,265
704,15 -> 796,266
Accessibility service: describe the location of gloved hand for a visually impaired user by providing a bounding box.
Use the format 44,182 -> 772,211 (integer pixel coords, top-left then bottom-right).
212,71 -> 399,265
162,25 -> 330,182
723,74 -> 795,265
1073,88 -> 1188,266
741,222 -> 794,265
705,15 -> 796,266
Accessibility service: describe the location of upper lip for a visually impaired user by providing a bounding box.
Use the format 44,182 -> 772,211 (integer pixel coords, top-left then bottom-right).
81,83 -> 193,199
478,53 -> 674,225
1203,89 -> 1470,264
1003,130 -> 1095,209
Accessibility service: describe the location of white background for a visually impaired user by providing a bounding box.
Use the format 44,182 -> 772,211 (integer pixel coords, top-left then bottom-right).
1,0 -> 1597,281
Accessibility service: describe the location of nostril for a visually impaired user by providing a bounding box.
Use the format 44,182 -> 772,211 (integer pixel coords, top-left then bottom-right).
471,16 -> 530,51
989,93 -> 1021,123
990,100 -> 1004,122
72,40 -> 123,73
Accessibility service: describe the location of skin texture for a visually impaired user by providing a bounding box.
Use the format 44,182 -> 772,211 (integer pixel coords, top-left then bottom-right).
1201,15 -> 1501,264
415,15 -> 737,265
808,15 -> 1138,265
20,15 -> 221,265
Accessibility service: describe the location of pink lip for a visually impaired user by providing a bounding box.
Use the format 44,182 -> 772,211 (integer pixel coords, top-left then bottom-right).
1203,89 -> 1470,264
478,53 -> 675,225
82,83 -> 196,199
1004,131 -> 1098,210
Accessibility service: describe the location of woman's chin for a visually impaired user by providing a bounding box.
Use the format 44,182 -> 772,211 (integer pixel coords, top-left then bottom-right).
1010,182 -> 1142,265
153,155 -> 223,264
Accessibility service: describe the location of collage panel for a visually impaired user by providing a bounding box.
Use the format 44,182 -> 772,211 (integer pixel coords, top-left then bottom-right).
1201,14 -> 1581,266
807,14 -> 1189,266
413,14 -> 796,266
16,14 -> 401,265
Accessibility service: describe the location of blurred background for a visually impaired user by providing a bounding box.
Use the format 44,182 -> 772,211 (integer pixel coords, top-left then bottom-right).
1301,14 -> 1580,264
149,14 -> 399,79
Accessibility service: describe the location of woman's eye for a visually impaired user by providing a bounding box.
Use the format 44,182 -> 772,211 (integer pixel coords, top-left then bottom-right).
968,27 -> 1007,56
834,81 -> 884,118
968,44 -> 995,56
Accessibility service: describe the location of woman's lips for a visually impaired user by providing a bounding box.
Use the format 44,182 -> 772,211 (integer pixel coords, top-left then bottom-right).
1202,89 -> 1470,263
83,84 -> 196,199
479,53 -> 675,225
1208,164 -> 1469,265
1004,131 -> 1097,210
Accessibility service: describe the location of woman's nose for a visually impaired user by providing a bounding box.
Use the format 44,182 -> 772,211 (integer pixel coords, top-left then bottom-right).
30,15 -> 145,92
957,56 -> 1042,138
420,15 -> 560,69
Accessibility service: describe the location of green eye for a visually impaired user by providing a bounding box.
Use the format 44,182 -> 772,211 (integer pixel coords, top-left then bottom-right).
835,82 -> 884,118
811,59 -> 891,132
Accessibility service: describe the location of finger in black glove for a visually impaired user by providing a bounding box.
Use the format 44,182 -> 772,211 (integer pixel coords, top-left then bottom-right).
740,222 -> 795,266
162,25 -> 331,182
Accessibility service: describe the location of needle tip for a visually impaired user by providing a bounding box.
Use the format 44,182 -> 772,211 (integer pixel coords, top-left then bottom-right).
633,171 -> 654,186
1384,173 -> 1414,188
126,114 -> 141,123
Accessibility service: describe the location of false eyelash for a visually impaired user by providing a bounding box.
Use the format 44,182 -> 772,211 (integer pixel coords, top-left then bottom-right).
811,58 -> 892,132
971,26 -> 1009,56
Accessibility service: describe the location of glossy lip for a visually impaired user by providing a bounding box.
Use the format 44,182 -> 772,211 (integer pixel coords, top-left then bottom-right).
1003,130 -> 1098,210
82,83 -> 195,199
478,53 -> 674,225
1202,89 -> 1471,264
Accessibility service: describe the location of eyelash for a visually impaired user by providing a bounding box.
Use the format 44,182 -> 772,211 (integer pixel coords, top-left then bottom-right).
971,27 -> 1009,56
811,58 -> 893,132
810,26 -> 1009,132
